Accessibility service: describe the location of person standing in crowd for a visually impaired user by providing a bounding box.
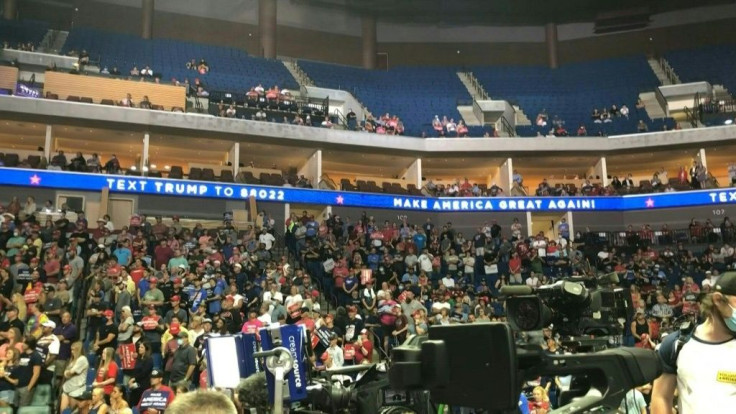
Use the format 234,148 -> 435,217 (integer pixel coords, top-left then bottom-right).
651,272 -> 736,413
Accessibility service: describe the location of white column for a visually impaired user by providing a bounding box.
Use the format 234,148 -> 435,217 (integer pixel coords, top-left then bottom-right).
586,157 -> 608,186
403,158 -> 422,188
141,133 -> 150,171
284,203 -> 290,231
297,150 -> 322,187
698,148 -> 707,169
229,142 -> 240,175
499,158 -> 513,194
321,206 -> 333,220
44,125 -> 52,161
525,211 -> 533,238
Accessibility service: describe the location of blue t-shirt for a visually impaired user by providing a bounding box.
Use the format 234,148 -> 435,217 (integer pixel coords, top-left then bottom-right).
413,233 -> 427,252
113,247 -> 132,266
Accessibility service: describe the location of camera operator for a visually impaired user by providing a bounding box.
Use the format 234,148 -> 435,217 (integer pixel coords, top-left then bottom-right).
651,272 -> 736,413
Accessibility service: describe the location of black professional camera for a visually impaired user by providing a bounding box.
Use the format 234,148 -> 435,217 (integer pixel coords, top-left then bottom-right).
504,273 -> 632,341
389,323 -> 661,414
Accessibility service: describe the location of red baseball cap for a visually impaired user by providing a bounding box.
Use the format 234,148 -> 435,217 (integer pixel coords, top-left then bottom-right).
103,310 -> 114,318
149,277 -> 158,284
173,278 -> 182,285
171,295 -> 180,302
170,322 -> 180,335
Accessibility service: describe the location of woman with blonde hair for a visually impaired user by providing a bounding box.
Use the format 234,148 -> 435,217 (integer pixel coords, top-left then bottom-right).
528,385 -> 551,414
92,347 -> 118,404
60,341 -> 89,412
0,328 -> 24,360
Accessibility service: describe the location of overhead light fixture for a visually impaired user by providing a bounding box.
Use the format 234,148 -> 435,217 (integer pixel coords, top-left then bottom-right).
130,166 -> 137,171
164,165 -> 170,170
142,166 -> 149,172
150,164 -> 157,169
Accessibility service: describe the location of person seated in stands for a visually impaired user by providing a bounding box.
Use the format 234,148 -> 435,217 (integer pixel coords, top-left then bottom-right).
553,124 -> 568,137
186,59 -> 196,70
446,118 -> 457,137
120,93 -> 134,107
346,109 -> 357,130
375,123 -> 387,134
592,108 -> 602,123
292,115 -> 304,125
577,125 -> 587,136
101,66 -> 110,75
87,153 -> 101,173
196,86 -> 209,97
489,183 -> 502,197
139,95 -> 152,110
432,115 -> 444,136
581,179 -> 593,194
265,85 -> 279,102
620,104 -> 629,119
611,175 -> 622,189
246,87 -> 259,107
130,66 -> 140,76
48,150 -> 67,171
140,65 -> 154,77
225,104 -> 237,118
395,120 -> 405,135
255,109 -> 267,121
69,152 -> 87,172
104,154 -> 121,174
637,120 -> 648,132
279,92 -> 294,112
636,98 -> 645,109
536,109 -> 548,127
602,110 -> 613,123
622,173 -> 635,189
456,120 -> 468,137
363,119 -> 374,133
651,173 -> 662,189
198,59 -> 209,74
321,118 -> 333,128
254,83 -> 265,95
76,49 -> 90,67
610,104 -> 619,117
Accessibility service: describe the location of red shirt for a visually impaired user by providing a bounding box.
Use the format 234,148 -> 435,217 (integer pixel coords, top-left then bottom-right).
96,361 -> 119,395
354,338 -> 373,364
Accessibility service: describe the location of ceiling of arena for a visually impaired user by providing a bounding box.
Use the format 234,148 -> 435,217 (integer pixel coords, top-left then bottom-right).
295,0 -> 733,26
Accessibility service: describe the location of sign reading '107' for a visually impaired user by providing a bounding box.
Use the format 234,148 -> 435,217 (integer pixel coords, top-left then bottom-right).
106,178 -> 286,200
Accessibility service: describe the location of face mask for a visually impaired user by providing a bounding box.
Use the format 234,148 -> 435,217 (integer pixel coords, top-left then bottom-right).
177,339 -> 183,346
725,304 -> 736,333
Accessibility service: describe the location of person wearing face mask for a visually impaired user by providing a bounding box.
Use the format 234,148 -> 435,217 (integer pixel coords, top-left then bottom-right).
169,331 -> 197,388
651,271 -> 736,413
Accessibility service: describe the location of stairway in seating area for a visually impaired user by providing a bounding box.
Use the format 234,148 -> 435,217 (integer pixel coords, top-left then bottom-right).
639,91 -> 667,119
457,71 -> 489,100
282,59 -> 314,88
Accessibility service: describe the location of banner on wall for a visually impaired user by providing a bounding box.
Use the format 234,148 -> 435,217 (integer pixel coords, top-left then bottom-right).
1,167 -> 735,213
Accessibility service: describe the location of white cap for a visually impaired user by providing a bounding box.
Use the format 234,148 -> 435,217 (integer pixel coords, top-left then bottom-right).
42,320 -> 56,329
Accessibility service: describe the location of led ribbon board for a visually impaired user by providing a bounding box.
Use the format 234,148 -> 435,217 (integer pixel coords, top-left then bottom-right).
1,168 -> 734,212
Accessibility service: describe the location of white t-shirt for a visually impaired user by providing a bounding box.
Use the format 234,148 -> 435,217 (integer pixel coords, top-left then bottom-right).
676,332 -> 736,413
442,277 -> 455,288
37,334 -> 61,372
259,233 -> 276,250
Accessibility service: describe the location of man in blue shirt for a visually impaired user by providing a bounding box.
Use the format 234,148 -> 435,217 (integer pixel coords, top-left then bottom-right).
413,230 -> 427,254
113,240 -> 132,266
558,218 -> 570,240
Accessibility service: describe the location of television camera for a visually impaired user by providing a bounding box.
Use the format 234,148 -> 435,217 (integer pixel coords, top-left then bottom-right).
502,273 -> 633,349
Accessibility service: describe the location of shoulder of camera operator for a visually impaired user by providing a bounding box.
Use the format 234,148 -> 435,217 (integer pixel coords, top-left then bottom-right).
652,272 -> 736,413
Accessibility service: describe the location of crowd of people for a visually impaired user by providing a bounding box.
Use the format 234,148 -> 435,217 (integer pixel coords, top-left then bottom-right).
2,41 -> 36,52
431,115 -> 469,137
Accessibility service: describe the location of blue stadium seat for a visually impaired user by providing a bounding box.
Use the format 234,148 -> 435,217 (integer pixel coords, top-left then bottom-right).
666,44 -> 736,94
0,19 -> 48,47
299,60 -> 471,137
61,27 -> 298,93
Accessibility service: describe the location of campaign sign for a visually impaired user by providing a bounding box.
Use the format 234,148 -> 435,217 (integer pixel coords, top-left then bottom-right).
138,388 -> 174,411
15,84 -> 40,98
206,335 -> 247,389
118,343 -> 137,370
260,324 -> 308,403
